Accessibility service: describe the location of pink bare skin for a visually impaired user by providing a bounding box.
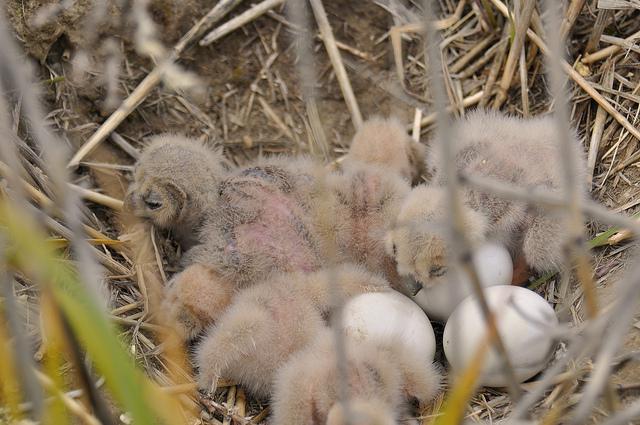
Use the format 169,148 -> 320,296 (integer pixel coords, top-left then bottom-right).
184,156 -> 327,289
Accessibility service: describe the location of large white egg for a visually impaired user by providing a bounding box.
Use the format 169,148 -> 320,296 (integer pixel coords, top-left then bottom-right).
443,285 -> 558,387
341,290 -> 436,362
412,242 -> 513,321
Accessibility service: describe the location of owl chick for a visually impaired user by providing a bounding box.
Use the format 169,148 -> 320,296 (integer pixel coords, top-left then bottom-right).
161,263 -> 236,341
125,134 -> 227,249
326,163 -> 411,292
183,155 -> 329,289
271,329 -> 441,425
343,116 -> 426,183
386,110 -> 587,290
195,263 -> 390,399
161,156 -> 333,342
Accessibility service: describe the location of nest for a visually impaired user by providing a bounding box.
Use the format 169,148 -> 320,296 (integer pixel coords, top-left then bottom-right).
1,0 -> 640,424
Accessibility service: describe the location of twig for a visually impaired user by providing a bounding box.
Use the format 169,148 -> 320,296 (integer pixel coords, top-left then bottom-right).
587,66 -> 613,186
517,0 -> 530,117
257,96 -> 294,139
415,90 -> 484,129
449,35 -> 495,74
200,0 -> 285,46
412,108 -> 422,142
480,25 -> 510,107
492,0 -> 536,109
559,0 -> 586,40
309,0 -> 363,130
581,29 -> 640,64
70,185 -> 124,211
584,9 -> 613,54
67,0 -> 245,168
110,132 -> 140,160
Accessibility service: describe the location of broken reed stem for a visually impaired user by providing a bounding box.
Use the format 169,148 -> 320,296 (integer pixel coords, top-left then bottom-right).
449,35 -> 495,74
487,0 -> 640,144
309,0 -> 363,130
421,0 -> 523,402
480,25 -> 510,107
415,90 -> 484,129
587,68 -> 613,186
518,46 -> 529,115
584,9 -> 612,54
68,0 -> 244,168
517,0 -> 530,117
582,28 -> 640,64
559,0 -> 586,40
200,0 -> 285,45
70,185 -> 124,211
492,0 -> 536,109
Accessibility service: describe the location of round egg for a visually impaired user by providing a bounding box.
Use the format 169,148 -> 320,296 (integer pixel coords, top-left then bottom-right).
341,290 -> 436,362
412,242 -> 513,321
443,285 -> 558,387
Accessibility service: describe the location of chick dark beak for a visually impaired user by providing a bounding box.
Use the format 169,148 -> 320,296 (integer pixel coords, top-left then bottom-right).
401,275 -> 423,297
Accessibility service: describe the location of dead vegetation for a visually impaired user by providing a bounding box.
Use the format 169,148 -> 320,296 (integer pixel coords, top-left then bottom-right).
1,0 -> 640,424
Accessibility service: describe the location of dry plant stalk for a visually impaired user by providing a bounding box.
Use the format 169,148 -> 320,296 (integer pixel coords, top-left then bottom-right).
309,0 -> 363,130
421,0 -> 522,402
492,0 -> 536,109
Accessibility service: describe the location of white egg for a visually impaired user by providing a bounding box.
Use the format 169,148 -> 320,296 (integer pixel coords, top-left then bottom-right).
412,242 -> 513,321
341,290 -> 436,362
443,285 -> 558,387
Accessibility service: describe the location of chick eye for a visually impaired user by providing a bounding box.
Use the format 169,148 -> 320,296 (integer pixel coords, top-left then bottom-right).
429,265 -> 447,277
392,243 -> 397,257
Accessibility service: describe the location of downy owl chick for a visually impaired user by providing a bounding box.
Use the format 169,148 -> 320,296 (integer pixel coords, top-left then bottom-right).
326,163 -> 411,292
386,110 -> 587,290
195,264 -> 390,399
343,116 -> 426,183
183,155 -> 329,288
125,134 -> 227,249
163,156 -> 331,341
271,328 -> 441,425
161,263 -> 235,341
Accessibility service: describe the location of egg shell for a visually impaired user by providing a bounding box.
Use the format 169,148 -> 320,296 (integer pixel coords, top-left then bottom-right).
443,285 -> 558,387
341,291 -> 436,362
412,242 -> 513,321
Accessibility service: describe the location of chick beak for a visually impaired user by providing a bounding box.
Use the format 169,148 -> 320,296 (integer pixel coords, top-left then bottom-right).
401,275 -> 423,297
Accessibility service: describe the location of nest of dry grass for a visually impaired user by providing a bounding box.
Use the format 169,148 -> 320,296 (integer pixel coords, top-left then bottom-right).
2,0 -> 640,424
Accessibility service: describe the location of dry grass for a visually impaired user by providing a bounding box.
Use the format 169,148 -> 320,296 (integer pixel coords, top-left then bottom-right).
1,0 -> 640,423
